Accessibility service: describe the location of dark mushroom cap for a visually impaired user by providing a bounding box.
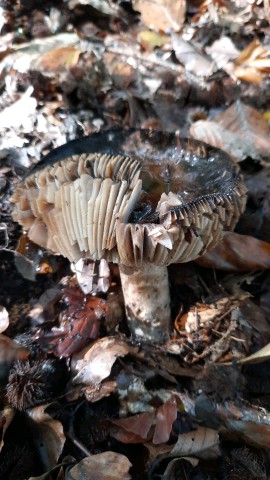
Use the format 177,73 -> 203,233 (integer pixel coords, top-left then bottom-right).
11,129 -> 247,267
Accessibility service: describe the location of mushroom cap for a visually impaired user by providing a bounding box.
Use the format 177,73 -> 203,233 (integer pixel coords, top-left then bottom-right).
11,129 -> 247,267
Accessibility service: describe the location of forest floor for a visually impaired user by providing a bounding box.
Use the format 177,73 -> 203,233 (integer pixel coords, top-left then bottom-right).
1,1 -> 270,479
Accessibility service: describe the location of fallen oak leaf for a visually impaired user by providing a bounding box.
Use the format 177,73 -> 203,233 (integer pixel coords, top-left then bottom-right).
196,232 -> 270,272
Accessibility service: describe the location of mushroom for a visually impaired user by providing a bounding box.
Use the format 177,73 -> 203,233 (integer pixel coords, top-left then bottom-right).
11,129 -> 247,344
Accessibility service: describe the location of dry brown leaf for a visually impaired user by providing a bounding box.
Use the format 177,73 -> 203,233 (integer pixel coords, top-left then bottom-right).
0,334 -> 29,364
170,427 -> 221,459
71,337 -> 137,386
233,39 -> 270,84
153,396 -> 178,444
0,306 -> 9,333
66,452 -> 131,480
190,100 -> 270,162
110,395 -> 177,444
0,33 -> 80,74
27,405 -> 66,471
110,412 -> 155,443
196,232 -> 270,272
36,45 -> 80,73
134,0 -> 186,32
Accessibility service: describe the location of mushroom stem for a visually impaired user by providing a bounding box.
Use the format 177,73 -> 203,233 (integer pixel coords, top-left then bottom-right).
119,263 -> 170,344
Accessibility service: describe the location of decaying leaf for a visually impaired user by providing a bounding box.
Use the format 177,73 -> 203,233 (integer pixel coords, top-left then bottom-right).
153,396 -> 178,445
133,0 -> 186,32
66,452 -> 131,480
110,411 -> 155,443
0,334 -> 29,365
35,45 -> 80,72
170,427 -> 221,459
41,288 -> 109,357
26,405 -> 66,471
196,232 -> 270,272
233,39 -> 270,84
190,101 -> 270,163
110,395 -> 178,444
71,337 -> 137,386
0,33 -> 80,74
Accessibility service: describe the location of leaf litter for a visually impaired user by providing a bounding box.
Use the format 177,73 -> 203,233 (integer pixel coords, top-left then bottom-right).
0,0 -> 270,478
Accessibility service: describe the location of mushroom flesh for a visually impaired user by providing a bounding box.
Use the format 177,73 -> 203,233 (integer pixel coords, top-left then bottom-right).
11,129 -> 247,344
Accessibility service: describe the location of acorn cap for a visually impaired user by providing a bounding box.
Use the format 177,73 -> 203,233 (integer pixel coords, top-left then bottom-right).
11,129 -> 247,267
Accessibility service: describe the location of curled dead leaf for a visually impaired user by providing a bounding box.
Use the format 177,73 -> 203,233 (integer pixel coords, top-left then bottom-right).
233,39 -> 270,84
170,426 -> 221,459
71,337 -> 137,386
26,405 -> 66,471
